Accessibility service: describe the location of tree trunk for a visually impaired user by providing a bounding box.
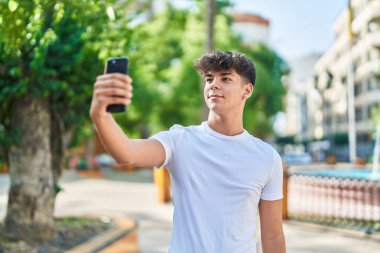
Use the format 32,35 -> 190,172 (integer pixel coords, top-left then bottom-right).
51,110 -> 66,191
206,0 -> 216,54
4,96 -> 55,243
201,0 -> 216,121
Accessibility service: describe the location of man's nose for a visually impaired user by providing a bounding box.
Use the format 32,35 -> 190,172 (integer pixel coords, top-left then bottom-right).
210,81 -> 220,90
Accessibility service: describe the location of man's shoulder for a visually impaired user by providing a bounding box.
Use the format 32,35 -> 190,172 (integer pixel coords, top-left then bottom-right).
165,123 -> 204,138
169,124 -> 185,131
246,133 -> 277,155
169,123 -> 201,132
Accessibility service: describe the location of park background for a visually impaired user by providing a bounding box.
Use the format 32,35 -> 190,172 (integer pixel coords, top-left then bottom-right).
1,0 -> 380,252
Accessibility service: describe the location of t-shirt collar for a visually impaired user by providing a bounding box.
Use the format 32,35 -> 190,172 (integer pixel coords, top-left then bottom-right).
202,121 -> 248,141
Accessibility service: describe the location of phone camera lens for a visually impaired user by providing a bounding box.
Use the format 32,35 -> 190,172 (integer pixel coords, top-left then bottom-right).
112,60 -> 116,64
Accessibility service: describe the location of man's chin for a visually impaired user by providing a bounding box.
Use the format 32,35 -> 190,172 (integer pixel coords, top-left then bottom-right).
207,104 -> 224,113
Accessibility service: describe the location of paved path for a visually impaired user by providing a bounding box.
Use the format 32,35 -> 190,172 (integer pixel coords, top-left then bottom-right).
55,169 -> 173,253
1,169 -> 380,252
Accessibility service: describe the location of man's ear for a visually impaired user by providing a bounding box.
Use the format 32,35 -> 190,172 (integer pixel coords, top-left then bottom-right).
243,83 -> 254,99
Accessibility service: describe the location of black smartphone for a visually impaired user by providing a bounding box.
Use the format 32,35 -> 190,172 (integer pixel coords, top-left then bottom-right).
106,57 -> 129,113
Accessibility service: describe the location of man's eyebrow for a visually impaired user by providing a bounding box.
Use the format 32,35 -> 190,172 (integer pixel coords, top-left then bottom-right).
204,71 -> 233,77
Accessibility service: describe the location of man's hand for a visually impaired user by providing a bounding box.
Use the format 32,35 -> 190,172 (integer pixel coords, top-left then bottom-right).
90,73 -> 133,120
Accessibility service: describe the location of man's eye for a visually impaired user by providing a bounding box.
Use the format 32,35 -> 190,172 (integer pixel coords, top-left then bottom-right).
206,79 -> 213,83
223,78 -> 231,81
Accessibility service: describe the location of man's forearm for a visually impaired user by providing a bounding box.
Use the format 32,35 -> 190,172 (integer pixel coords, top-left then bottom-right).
92,114 -> 134,164
261,234 -> 286,253
88,72 -> 164,167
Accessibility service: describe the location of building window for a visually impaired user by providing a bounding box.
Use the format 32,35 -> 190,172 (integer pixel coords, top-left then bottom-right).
353,62 -> 358,73
339,114 -> 348,124
362,80 -> 368,92
368,78 -> 379,90
355,107 -> 364,122
368,22 -> 380,33
341,76 -> 347,85
325,116 -> 332,126
337,115 -> 342,124
354,82 -> 361,96
370,78 -> 374,90
366,106 -> 372,120
363,105 -> 368,120
355,108 -> 359,122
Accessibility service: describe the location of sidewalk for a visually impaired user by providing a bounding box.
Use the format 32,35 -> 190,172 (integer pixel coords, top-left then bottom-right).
55,168 -> 173,253
1,169 -> 380,252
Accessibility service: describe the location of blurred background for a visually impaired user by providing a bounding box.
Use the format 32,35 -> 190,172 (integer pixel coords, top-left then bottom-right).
1,0 -> 380,252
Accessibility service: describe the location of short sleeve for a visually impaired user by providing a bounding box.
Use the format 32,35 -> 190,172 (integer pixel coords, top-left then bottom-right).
149,124 -> 184,170
261,149 -> 283,201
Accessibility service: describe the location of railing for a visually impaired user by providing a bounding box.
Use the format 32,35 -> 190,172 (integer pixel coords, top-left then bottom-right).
287,172 -> 380,230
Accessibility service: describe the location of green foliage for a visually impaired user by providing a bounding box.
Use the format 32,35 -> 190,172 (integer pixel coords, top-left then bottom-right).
240,44 -> 288,137
147,4 -> 287,137
0,0 -> 288,155
0,0 -> 135,149
159,11 -> 205,127
111,5 -> 189,136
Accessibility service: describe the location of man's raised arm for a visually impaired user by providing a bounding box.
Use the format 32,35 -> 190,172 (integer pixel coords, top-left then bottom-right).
90,72 -> 165,168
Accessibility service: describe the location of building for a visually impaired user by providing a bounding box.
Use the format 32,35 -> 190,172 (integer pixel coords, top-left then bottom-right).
231,13 -> 270,46
284,54 -> 321,141
313,0 -> 380,159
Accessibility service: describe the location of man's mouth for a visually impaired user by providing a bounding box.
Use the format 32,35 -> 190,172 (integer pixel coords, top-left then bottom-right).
208,94 -> 224,99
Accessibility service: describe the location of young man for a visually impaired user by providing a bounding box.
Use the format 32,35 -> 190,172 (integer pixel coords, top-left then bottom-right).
90,51 -> 286,253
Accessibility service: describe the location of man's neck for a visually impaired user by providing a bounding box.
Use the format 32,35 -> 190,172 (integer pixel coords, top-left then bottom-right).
207,111 -> 244,136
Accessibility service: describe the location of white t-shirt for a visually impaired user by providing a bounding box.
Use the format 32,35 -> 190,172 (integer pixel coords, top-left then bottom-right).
150,122 -> 283,253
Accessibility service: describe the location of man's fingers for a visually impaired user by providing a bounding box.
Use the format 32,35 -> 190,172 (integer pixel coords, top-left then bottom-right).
95,88 -> 132,99
95,79 -> 133,91
92,72 -> 133,111
96,73 -> 132,83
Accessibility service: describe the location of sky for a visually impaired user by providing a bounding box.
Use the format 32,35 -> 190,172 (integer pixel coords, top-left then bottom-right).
163,0 -> 348,61
232,0 -> 348,61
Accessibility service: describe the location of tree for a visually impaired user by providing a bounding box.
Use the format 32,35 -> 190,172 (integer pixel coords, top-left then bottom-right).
0,0 -> 138,243
0,0 -> 287,244
205,0 -> 216,53
153,3 -> 287,138
241,44 -> 289,137
118,4 -> 188,137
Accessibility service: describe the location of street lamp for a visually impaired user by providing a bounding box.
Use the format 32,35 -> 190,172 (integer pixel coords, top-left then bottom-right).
347,0 -> 357,162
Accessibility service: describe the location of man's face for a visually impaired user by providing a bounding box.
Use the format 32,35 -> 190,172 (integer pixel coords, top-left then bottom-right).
203,69 -> 252,113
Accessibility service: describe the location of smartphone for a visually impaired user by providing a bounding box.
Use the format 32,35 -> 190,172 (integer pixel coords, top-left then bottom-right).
106,57 -> 129,113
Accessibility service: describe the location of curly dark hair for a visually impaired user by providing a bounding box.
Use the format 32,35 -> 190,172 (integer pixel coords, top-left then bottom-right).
194,51 -> 256,86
